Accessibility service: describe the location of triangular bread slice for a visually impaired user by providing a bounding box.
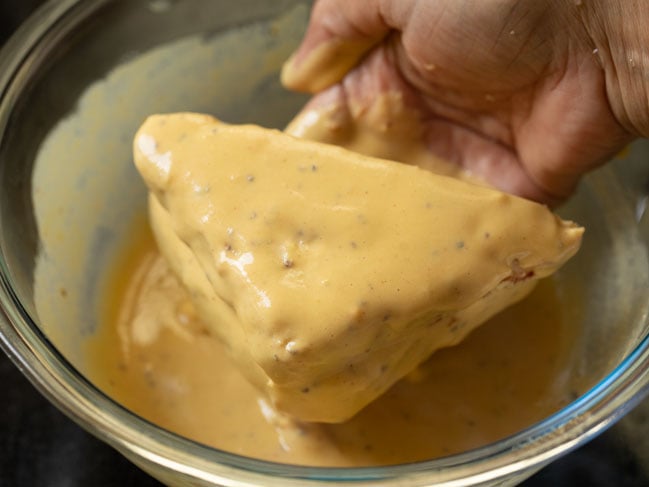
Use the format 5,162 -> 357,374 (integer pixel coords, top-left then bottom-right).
134,113 -> 583,423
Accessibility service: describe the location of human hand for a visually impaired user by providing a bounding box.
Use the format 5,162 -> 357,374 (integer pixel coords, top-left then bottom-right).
282,0 -> 642,204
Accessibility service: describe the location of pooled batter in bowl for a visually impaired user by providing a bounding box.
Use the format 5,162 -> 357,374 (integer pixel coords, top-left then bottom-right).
88,220 -> 582,466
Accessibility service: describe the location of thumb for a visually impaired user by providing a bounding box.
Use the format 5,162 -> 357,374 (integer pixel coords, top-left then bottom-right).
281,0 -> 391,93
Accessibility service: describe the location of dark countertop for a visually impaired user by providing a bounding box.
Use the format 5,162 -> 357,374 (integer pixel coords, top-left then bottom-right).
0,1 -> 648,486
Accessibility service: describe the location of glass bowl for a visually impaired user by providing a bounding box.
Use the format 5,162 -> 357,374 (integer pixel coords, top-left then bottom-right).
0,1 -> 648,485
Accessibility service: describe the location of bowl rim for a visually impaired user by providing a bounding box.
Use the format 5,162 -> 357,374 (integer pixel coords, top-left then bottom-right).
1,1 -> 649,485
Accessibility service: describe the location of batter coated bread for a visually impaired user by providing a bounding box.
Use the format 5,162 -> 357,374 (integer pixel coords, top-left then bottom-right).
134,112 -> 582,422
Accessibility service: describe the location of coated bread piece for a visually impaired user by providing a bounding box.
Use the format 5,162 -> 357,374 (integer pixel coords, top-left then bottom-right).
134,113 -> 583,423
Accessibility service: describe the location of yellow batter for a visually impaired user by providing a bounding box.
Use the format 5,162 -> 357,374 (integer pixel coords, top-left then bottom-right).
87,220 -> 580,466
132,113 -> 581,423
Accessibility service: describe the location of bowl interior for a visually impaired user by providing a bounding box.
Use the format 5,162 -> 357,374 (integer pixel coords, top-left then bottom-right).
1,0 -> 649,481
4,0 -> 311,368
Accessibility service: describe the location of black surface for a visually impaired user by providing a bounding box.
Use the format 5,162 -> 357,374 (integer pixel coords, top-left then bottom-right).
0,1 -> 648,486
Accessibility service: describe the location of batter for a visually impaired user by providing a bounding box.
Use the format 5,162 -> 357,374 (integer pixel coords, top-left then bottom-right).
132,113 -> 582,423
87,219 -> 581,466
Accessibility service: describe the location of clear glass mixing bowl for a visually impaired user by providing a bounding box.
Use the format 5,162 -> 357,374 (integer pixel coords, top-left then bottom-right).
0,1 -> 648,485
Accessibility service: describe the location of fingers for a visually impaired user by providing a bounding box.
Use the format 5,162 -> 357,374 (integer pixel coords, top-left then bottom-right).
416,119 -> 558,205
281,0 -> 393,92
514,55 -> 633,204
